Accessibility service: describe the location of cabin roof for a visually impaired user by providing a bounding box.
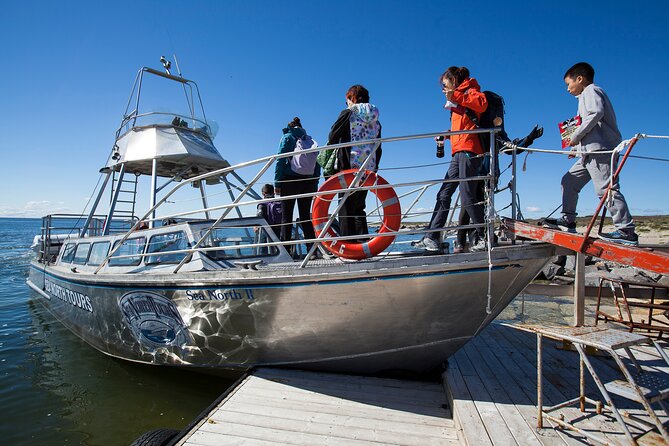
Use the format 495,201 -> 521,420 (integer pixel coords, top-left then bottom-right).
103,125 -> 230,179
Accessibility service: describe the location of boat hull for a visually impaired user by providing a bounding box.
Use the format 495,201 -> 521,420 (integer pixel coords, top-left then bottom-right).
28,244 -> 554,374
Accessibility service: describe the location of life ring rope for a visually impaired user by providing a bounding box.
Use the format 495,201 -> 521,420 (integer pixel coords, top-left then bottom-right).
311,170 -> 401,260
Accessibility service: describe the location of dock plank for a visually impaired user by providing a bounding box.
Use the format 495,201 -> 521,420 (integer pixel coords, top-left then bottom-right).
487,323 -> 629,445
487,323 -> 662,444
176,368 -> 457,446
454,349 -> 518,445
221,392 -> 450,428
445,356 -> 494,446
469,336 -> 570,446
461,340 -> 543,446
217,402 -> 457,439
467,324 -> 598,445
177,322 -> 669,446
207,410 -> 453,445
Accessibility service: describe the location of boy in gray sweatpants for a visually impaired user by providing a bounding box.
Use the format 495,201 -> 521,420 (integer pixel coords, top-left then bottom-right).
546,62 -> 638,245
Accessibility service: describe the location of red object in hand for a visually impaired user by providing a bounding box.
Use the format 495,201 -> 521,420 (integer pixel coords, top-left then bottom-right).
558,116 -> 581,149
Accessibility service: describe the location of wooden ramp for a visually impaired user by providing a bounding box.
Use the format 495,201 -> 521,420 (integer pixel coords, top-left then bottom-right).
502,218 -> 669,275
446,322 -> 669,446
175,367 -> 459,445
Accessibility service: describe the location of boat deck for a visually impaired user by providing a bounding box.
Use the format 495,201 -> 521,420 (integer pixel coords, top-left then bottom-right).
173,322 -> 669,445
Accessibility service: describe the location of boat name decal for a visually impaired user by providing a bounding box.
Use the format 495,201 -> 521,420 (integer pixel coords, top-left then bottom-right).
186,288 -> 255,301
44,279 -> 93,312
119,291 -> 193,349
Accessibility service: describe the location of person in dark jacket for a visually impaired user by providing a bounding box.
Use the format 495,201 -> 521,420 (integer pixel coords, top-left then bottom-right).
256,184 -> 282,240
326,85 -> 382,238
274,117 -> 320,254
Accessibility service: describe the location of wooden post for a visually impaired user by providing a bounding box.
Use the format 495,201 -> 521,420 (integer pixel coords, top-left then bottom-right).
574,252 -> 586,326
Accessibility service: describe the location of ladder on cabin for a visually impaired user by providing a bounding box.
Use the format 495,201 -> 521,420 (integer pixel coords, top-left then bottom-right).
103,165 -> 138,235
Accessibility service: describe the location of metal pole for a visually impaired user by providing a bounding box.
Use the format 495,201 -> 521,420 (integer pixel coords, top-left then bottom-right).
229,171 -> 262,200
488,130 -> 496,241
511,148 -> 517,221
199,182 -> 211,220
574,252 -> 586,326
578,356 -> 585,412
103,164 -> 126,235
537,333 -> 543,429
80,171 -> 112,237
149,158 -> 158,229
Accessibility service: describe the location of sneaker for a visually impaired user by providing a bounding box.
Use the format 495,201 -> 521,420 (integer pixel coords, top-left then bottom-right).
542,217 -> 577,234
411,237 -> 442,253
470,239 -> 488,252
599,229 -> 639,246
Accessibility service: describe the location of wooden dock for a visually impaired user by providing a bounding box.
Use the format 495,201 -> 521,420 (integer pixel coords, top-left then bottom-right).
447,322 -> 669,446
173,322 -> 669,445
175,367 -> 459,445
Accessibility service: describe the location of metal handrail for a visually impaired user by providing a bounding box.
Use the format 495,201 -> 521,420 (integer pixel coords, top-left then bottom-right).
96,221 -> 490,264
90,128 -> 501,273
115,112 -> 214,140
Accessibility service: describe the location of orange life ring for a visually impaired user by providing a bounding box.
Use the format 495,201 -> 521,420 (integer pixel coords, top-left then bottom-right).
311,169 -> 401,260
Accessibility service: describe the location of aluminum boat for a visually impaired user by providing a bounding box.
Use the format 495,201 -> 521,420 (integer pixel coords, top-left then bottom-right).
27,62 -> 555,374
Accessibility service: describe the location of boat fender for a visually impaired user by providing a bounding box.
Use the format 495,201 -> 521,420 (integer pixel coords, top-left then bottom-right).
130,428 -> 180,446
312,169 -> 401,260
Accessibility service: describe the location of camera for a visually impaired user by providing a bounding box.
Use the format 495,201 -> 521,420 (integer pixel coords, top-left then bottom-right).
435,136 -> 445,158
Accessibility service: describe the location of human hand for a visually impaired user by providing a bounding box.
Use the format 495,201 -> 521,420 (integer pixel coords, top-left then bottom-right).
443,88 -> 454,101
274,187 -> 281,196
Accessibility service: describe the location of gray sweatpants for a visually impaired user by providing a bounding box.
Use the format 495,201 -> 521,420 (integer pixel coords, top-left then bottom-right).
561,152 -> 634,230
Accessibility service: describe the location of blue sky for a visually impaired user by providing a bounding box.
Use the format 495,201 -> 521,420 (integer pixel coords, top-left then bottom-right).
1,0 -> 668,220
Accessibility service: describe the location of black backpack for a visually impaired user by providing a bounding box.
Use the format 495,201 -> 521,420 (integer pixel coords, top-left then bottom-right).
464,90 -> 506,151
464,90 -> 506,187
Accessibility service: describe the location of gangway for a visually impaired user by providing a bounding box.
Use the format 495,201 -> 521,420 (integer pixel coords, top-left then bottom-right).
501,133 -> 668,276
502,218 -> 669,276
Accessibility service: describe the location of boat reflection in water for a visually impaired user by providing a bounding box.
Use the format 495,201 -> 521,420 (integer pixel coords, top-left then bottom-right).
27,61 -> 555,375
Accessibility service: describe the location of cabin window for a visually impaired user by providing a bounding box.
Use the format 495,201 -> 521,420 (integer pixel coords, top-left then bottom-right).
202,226 -> 279,260
73,243 -> 91,264
87,241 -> 111,266
61,243 -> 76,263
109,237 -> 146,266
146,231 -> 190,265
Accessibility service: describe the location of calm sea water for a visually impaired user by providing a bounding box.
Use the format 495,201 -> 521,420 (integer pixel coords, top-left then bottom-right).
0,218 -> 236,446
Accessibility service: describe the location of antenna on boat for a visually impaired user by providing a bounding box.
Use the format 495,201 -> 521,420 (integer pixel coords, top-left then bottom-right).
172,53 -> 195,121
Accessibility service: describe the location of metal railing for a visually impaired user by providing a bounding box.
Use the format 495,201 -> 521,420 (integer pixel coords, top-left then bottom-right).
89,128 -> 504,273
39,214 -> 108,264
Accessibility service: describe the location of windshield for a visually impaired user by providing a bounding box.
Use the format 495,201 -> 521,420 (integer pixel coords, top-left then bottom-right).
121,112 -> 218,139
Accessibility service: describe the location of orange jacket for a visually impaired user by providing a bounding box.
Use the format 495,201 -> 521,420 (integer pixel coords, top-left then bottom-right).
448,78 -> 488,155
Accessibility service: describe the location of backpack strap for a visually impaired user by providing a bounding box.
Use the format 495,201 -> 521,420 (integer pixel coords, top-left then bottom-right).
464,107 -> 480,127
458,87 -> 481,128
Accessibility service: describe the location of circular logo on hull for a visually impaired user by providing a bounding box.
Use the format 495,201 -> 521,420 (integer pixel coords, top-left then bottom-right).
119,291 -> 193,350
